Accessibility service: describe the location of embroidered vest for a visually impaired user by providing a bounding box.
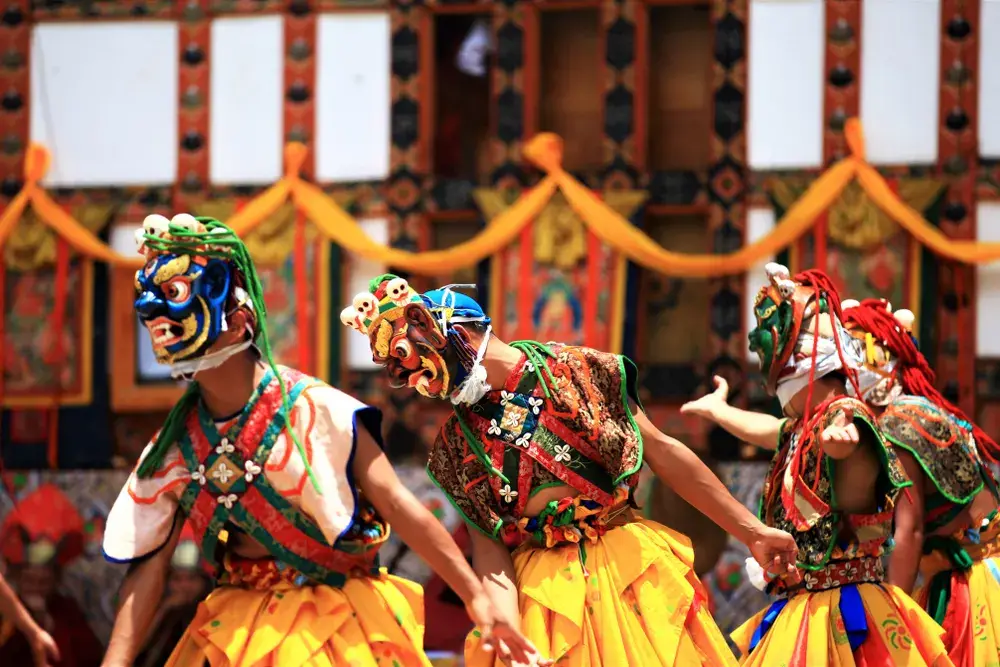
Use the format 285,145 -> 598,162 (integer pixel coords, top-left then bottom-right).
760,396 -> 909,572
176,368 -> 377,587
453,345 -> 642,527
878,395 -> 994,533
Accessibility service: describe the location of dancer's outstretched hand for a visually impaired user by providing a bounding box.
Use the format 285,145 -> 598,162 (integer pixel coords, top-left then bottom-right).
28,627 -> 59,667
680,375 -> 730,420
467,592 -> 552,666
748,525 -> 801,586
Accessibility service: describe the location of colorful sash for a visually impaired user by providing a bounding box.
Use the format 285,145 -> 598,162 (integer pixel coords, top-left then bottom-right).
176,368 -> 376,587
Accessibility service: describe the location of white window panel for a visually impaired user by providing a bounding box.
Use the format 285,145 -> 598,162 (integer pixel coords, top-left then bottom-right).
980,0 -> 1000,158
31,22 -> 178,186
748,0 -> 824,170
977,203 -> 1000,357
210,16 -> 284,185
860,0 -> 940,165
745,207 -> 776,363
345,218 -> 390,370
316,13 -> 390,183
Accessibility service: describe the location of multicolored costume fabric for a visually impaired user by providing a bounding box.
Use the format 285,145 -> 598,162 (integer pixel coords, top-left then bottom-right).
105,216 -> 431,667
842,299 -> 1000,666
736,264 -> 951,666
342,274 -> 737,667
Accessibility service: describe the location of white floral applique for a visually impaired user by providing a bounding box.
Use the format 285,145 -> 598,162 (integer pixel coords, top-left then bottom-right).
524,360 -> 535,373
217,494 -> 238,510
215,438 -> 235,455
500,485 -> 518,503
553,444 -> 572,463
527,396 -> 543,415
500,390 -> 514,406
244,460 -> 262,483
191,464 -> 207,485
211,460 -> 236,485
488,419 -> 503,436
515,432 -> 532,448
501,410 -> 524,431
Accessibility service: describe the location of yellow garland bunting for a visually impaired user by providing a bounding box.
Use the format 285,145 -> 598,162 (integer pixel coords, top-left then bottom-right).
3,119 -> 1000,276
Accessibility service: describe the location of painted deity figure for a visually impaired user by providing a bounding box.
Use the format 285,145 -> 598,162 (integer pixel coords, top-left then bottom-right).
837,298 -> 1000,666
681,263 -> 952,666
341,275 -> 801,667
101,215 -> 540,667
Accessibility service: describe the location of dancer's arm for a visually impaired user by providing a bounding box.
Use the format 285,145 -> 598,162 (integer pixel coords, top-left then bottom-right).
0,573 -> 59,667
635,408 -> 799,577
887,452 -> 925,595
680,376 -> 783,450
354,425 -> 546,665
102,514 -> 183,667
468,530 -> 525,657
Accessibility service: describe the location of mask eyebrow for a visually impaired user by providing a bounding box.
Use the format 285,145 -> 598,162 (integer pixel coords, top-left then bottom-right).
152,255 -> 195,285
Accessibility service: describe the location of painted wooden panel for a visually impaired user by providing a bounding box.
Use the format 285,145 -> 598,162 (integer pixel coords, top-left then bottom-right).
860,0 -> 941,165
747,0 -> 824,170
976,202 -> 1000,357
210,16 -> 284,185
315,13 -> 391,183
30,22 -> 178,186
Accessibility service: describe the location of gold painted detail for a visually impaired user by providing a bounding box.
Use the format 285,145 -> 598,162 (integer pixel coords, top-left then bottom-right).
474,189 -> 647,270
4,204 -> 114,271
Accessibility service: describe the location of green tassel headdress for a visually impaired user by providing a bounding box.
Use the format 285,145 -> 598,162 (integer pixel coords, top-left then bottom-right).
133,215 -> 319,493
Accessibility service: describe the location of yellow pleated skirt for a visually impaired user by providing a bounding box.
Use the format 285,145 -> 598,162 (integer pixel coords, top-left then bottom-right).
165,570 -> 433,667
464,518 -> 737,667
914,557 -> 1000,667
732,582 -> 953,666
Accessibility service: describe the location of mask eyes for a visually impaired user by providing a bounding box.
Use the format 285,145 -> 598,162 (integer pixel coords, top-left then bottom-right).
163,279 -> 191,304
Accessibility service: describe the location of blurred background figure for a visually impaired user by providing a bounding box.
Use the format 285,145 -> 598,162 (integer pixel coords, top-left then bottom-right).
0,484 -> 102,667
134,523 -> 212,667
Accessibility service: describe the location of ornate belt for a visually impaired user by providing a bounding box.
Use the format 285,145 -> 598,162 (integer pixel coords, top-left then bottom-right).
220,554 -> 323,590
775,556 -> 884,596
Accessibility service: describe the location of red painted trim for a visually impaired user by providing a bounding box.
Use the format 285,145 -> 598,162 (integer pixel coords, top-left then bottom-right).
175,1 -> 211,209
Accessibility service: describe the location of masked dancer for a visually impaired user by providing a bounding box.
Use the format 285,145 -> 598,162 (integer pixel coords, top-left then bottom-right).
101,215 -> 540,667
341,274 -> 801,667
837,298 -> 1000,666
680,263 -> 951,666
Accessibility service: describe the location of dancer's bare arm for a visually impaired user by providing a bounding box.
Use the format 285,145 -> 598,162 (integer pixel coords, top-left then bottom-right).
354,425 -> 546,665
680,376 -> 783,450
635,408 -> 799,577
468,530 -> 520,628
887,452 -> 925,595
0,572 -> 59,667
102,514 -> 183,667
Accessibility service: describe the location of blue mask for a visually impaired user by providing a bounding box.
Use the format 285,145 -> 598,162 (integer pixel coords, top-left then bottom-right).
133,252 -> 232,364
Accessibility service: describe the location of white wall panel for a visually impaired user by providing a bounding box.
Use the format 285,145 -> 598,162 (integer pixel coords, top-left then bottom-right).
980,0 -> 1000,157
316,13 -> 390,183
345,218 -> 390,370
860,0 -> 940,165
977,203 -> 1000,357
210,17 -> 284,185
748,0 -> 824,170
31,22 -> 178,186
745,207 -> 777,363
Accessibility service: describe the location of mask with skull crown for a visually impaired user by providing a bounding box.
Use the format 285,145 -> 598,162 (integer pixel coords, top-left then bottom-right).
133,214 -> 256,365
340,274 -> 490,400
